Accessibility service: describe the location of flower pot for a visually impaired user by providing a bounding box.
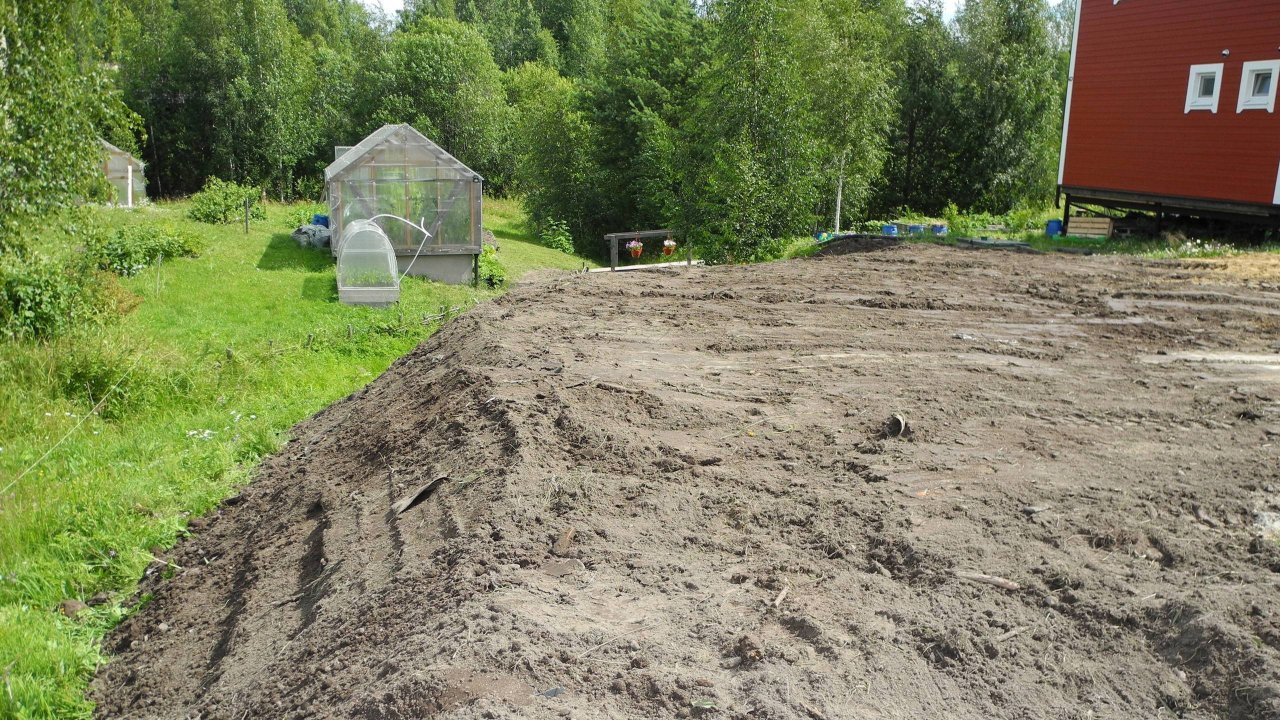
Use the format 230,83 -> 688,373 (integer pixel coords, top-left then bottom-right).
629,248 -> 642,258
662,246 -> 674,256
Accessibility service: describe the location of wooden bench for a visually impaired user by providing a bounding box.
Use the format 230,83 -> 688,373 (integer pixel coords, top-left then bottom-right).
604,229 -> 690,271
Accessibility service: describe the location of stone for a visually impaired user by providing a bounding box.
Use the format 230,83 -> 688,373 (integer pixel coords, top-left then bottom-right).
541,558 -> 586,577
59,599 -> 88,619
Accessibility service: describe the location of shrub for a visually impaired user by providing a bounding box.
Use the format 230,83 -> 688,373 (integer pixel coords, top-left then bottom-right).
851,219 -> 892,234
55,340 -> 176,420
89,225 -> 206,277
0,252 -> 102,339
284,202 -> 328,229
536,219 -> 574,254
478,246 -> 507,288
188,178 -> 266,224
942,203 -> 998,236
1001,207 -> 1040,233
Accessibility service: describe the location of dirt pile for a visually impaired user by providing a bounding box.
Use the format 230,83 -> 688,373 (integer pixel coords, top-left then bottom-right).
94,243 -> 1280,719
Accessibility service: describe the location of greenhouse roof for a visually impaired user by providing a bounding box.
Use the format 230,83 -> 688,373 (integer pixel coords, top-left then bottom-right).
100,139 -> 144,169
324,124 -> 480,183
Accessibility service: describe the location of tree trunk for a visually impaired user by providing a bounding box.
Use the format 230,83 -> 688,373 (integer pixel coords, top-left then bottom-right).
834,153 -> 847,234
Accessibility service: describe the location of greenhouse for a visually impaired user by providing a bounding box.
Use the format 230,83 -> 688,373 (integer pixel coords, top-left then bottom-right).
325,124 -> 483,286
100,140 -> 147,207
336,219 -> 400,306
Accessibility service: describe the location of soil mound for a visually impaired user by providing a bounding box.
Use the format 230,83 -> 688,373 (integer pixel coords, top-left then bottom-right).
94,245 -> 1280,719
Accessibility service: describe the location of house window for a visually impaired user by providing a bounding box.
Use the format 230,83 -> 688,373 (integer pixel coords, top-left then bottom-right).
1182,63 -> 1223,112
1238,60 -> 1280,112
1185,63 -> 1224,113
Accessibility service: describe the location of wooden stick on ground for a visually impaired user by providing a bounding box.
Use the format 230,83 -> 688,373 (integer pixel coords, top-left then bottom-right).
954,570 -> 1021,591
995,626 -> 1029,642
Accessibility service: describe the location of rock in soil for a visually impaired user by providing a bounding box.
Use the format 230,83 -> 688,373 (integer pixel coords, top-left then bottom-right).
60,599 -> 88,620
93,244 -> 1280,719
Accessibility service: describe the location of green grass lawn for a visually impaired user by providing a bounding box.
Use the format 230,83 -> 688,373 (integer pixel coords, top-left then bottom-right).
0,199 -> 591,718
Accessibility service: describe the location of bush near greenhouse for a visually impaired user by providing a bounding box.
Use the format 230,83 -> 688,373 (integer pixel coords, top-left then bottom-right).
89,225 -> 206,277
478,246 -> 508,288
0,252 -> 104,340
188,179 -> 267,225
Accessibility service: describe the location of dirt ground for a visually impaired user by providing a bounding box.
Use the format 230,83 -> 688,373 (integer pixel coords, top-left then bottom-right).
93,241 -> 1280,719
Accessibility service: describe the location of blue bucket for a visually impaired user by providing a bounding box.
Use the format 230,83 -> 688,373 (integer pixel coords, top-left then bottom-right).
312,214 -> 330,228
931,224 -> 948,235
907,224 -> 925,235
881,224 -> 899,236
1045,219 -> 1064,236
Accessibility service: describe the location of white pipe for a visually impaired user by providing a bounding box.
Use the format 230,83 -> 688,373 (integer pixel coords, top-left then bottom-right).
364,213 -> 435,284
126,165 -> 133,208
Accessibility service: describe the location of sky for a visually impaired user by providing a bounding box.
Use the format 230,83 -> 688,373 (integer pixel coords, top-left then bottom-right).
363,0 -> 403,16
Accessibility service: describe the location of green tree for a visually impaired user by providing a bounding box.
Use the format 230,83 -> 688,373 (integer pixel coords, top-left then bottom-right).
535,0 -> 605,77
505,62 -> 600,252
0,0 -> 139,249
454,0 -> 560,70
580,0 -> 699,235
805,0 -> 898,230
294,0 -> 386,196
371,17 -> 513,187
674,0 -> 826,262
405,0 -> 456,19
120,0 -> 320,197
953,0 -> 1060,211
875,0 -> 963,215
283,0 -> 343,38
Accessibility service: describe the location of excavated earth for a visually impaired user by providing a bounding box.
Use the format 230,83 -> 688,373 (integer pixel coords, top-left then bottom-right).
94,241 -> 1280,719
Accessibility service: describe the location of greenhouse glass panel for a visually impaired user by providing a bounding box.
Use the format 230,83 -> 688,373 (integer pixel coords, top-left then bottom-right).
337,219 -> 400,306
100,140 -> 147,207
325,124 -> 482,285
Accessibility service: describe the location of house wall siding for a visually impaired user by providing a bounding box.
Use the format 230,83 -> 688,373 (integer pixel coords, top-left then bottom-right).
1062,0 -> 1280,206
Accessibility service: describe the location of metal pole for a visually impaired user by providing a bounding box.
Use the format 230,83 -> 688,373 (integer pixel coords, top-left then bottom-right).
609,236 -> 618,271
244,198 -> 251,235
126,165 -> 133,208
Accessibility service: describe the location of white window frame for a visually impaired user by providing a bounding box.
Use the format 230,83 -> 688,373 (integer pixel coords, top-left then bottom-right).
1185,63 -> 1224,113
1238,60 -> 1280,113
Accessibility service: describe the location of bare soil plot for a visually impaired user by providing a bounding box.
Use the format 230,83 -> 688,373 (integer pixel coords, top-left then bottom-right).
1188,253 -> 1280,284
93,242 -> 1280,719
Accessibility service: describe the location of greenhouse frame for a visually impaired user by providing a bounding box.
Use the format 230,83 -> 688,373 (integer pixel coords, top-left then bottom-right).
336,219 -> 400,306
101,140 -> 146,207
325,124 -> 483,286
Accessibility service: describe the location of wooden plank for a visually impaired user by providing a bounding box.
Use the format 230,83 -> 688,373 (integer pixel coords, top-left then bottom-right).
1069,216 -> 1113,238
603,229 -> 673,241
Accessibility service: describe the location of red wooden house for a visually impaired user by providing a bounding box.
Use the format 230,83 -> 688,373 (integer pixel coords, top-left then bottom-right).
1059,0 -> 1280,227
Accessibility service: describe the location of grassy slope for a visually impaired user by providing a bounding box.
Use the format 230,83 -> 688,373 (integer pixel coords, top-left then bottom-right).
0,199 -> 590,718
